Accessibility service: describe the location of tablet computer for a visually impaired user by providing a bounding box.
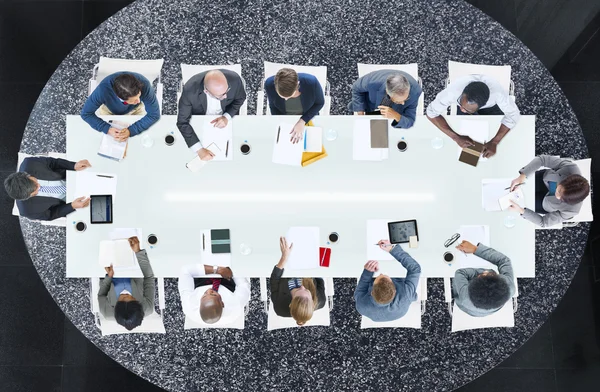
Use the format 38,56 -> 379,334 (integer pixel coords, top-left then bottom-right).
387,220 -> 418,244
90,194 -> 113,224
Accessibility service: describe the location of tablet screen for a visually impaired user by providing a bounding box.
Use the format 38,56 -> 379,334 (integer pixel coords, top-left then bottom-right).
388,220 -> 418,244
90,195 -> 113,224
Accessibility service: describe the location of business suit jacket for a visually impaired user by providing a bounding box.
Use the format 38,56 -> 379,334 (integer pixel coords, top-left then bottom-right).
98,250 -> 155,318
270,266 -> 326,317
453,245 -> 515,317
16,157 -> 76,221
519,155 -> 584,227
264,73 -> 325,124
350,69 -> 422,129
177,69 -> 247,147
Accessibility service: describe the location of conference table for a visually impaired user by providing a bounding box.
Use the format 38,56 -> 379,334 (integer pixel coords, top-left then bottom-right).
65,114 -> 535,278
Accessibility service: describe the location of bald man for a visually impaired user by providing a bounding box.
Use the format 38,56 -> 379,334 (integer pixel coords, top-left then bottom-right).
177,69 -> 247,161
178,264 -> 250,325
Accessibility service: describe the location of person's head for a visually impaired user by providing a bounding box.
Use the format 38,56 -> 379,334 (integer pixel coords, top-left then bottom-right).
114,295 -> 144,331
200,289 -> 224,324
113,73 -> 144,104
468,271 -> 510,310
4,172 -> 39,200
385,73 -> 411,105
556,174 -> 590,205
204,70 -> 230,101
274,68 -> 299,99
371,274 -> 396,305
289,278 -> 318,325
458,81 -> 490,114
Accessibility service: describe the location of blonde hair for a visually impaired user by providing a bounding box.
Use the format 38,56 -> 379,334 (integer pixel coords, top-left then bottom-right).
289,278 -> 318,325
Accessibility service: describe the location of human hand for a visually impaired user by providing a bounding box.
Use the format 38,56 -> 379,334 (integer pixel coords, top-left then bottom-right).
74,159 -> 92,171
71,196 -> 91,209
364,260 -> 379,272
290,121 -> 305,144
108,128 -> 120,138
456,240 -> 477,254
454,135 -> 475,148
378,239 -> 394,253
217,267 -> 233,280
105,264 -> 114,278
510,174 -> 527,192
482,141 -> 498,158
279,236 -> 293,260
198,148 -> 215,161
128,236 -> 141,253
378,106 -> 399,121
210,116 -> 228,128
508,200 -> 525,214
115,128 -> 130,142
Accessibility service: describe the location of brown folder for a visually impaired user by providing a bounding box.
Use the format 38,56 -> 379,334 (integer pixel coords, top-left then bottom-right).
370,119 -> 388,148
459,141 -> 484,167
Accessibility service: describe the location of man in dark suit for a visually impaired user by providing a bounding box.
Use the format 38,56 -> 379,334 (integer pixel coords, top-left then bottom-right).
4,156 -> 92,221
176,69 -> 247,161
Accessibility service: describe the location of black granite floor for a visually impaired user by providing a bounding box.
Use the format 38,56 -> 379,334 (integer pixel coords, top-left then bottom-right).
0,1 -> 599,391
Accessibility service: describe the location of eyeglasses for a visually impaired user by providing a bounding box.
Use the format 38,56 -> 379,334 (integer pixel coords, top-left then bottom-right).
205,87 -> 230,101
444,233 -> 461,248
456,96 -> 478,115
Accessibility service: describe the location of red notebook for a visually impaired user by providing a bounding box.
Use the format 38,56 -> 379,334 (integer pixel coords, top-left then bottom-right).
319,247 -> 331,267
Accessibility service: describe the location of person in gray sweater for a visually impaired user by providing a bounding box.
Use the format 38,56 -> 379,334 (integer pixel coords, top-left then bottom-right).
453,241 -> 515,317
354,240 -> 421,322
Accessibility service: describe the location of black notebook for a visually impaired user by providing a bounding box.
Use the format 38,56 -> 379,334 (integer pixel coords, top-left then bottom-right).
210,229 -> 231,254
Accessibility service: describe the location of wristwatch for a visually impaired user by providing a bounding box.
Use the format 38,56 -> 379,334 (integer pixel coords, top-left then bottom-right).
213,265 -> 218,274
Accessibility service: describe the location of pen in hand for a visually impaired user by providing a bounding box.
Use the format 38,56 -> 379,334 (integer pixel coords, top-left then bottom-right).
505,182 -> 525,190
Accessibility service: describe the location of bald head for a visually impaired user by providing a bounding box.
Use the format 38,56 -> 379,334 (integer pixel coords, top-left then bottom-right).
200,291 -> 224,324
204,70 -> 229,97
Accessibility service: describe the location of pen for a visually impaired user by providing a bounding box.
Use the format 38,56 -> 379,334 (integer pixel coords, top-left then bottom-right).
276,126 -> 280,143
97,175 -> 113,178
225,140 -> 229,158
202,234 -> 205,250
303,129 -> 307,150
505,182 -> 525,190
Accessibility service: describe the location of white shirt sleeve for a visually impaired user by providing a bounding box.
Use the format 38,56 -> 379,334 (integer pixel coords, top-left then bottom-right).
232,277 -> 251,306
190,141 -> 203,154
426,81 -> 465,118
492,90 -> 520,129
178,264 -> 206,315
223,112 -> 232,120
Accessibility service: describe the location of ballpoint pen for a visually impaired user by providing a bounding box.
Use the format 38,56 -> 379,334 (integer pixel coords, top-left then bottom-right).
505,182 -> 525,190
97,174 -> 113,178
202,234 -> 205,250
225,140 -> 229,158
276,126 -> 281,143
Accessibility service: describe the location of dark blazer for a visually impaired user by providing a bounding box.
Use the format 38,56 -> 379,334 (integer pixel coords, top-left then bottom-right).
269,265 -> 326,317
177,69 -> 247,147
350,69 -> 421,129
264,73 -> 325,124
16,157 -> 76,221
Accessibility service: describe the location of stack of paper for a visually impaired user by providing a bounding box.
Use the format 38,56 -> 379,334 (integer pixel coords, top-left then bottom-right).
200,229 -> 231,267
75,171 -> 118,201
353,118 -> 389,161
203,120 -> 233,161
285,227 -> 320,270
304,126 -> 323,153
272,123 -> 304,166
457,225 -> 492,269
456,120 -> 489,160
482,179 -> 525,211
366,219 -> 395,261
499,187 -> 525,210
98,134 -> 127,161
98,239 -> 135,267
186,155 -> 207,172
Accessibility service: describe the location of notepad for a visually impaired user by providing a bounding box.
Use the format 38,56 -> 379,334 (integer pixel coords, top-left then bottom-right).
304,126 -> 323,153
457,225 -> 492,269
456,119 -> 489,163
210,229 -> 231,254
499,187 -> 525,211
200,229 -> 232,267
285,227 -> 320,270
482,179 -> 512,211
272,123 -> 304,166
353,118 -> 389,161
459,141 -> 484,167
186,155 -> 207,172
98,134 -> 127,161
98,239 -> 135,268
370,119 -> 389,148
366,219 -> 395,261
203,119 -> 233,161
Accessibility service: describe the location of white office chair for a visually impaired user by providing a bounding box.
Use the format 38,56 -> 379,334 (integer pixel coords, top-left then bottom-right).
256,61 -> 331,116
88,57 -> 165,114
359,277 -> 428,329
90,277 -> 167,336
443,275 -> 518,332
356,63 -> 425,115
446,60 -> 514,115
12,152 -> 68,227
259,277 -> 334,330
177,63 -> 248,115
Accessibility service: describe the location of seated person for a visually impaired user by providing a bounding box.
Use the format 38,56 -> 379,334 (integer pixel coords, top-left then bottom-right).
354,240 -> 421,322
178,263 -> 250,325
81,72 -> 160,141
98,237 -> 155,330
349,69 -> 422,129
4,157 -> 91,221
177,69 -> 247,161
426,75 -> 520,157
270,237 -> 326,325
264,68 -> 325,144
453,241 -> 515,317
508,155 -> 590,227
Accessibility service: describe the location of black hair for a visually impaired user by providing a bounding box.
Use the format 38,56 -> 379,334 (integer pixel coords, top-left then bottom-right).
462,81 -> 490,109
114,300 -> 144,330
559,174 -> 590,205
112,73 -> 144,101
468,273 -> 510,310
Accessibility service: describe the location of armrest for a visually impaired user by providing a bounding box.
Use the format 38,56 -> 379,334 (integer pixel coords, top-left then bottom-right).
259,277 -> 267,312
90,278 -> 100,313
256,90 -> 265,116
158,278 -> 166,310
88,79 -> 97,96
443,277 -> 452,303
325,277 -> 335,297
513,276 -> 519,298
420,278 -> 428,300
156,82 -> 164,115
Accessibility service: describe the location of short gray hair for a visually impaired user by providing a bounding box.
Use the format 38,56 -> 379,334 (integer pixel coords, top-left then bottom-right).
4,172 -> 36,200
386,74 -> 410,97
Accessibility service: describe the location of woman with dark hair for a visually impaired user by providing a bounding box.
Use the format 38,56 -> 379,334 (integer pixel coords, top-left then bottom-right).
508,155 -> 590,227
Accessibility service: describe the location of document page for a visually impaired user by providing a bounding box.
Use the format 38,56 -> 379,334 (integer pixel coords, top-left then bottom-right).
457,225 -> 494,270
352,118 -> 388,161
98,134 -> 127,161
482,178 -> 512,211
366,219 -> 396,261
272,123 -> 303,166
285,227 -> 320,270
98,239 -> 136,268
203,120 -> 233,161
75,171 -> 118,201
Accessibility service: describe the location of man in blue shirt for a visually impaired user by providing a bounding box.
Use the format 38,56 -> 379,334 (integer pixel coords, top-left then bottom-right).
81,72 -> 160,141
354,240 -> 422,322
349,70 -> 422,129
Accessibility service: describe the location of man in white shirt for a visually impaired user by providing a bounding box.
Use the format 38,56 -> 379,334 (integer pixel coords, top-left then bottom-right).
426,74 -> 520,158
178,264 -> 250,325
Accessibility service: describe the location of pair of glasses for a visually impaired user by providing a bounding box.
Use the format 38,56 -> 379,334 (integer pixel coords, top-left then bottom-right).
456,96 -> 478,115
205,87 -> 230,100
444,233 -> 461,248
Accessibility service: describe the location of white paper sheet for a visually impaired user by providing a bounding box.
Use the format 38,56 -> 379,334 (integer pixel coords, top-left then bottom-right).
98,239 -> 135,267
200,230 -> 231,267
366,219 -> 395,261
352,118 -> 388,161
304,126 -> 323,153
272,123 -> 303,166
203,120 -> 233,161
109,228 -> 143,241
499,187 -> 525,211
186,155 -> 207,172
457,119 -> 489,160
481,178 -> 512,211
285,227 -> 320,270
457,225 -> 494,270
75,171 -> 118,201
98,134 -> 127,161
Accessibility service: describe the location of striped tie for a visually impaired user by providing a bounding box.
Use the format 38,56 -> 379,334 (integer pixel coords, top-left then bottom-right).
40,185 -> 66,195
210,278 -> 221,292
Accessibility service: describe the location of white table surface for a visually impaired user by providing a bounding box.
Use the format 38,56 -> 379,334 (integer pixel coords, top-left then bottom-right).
66,114 -> 535,278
